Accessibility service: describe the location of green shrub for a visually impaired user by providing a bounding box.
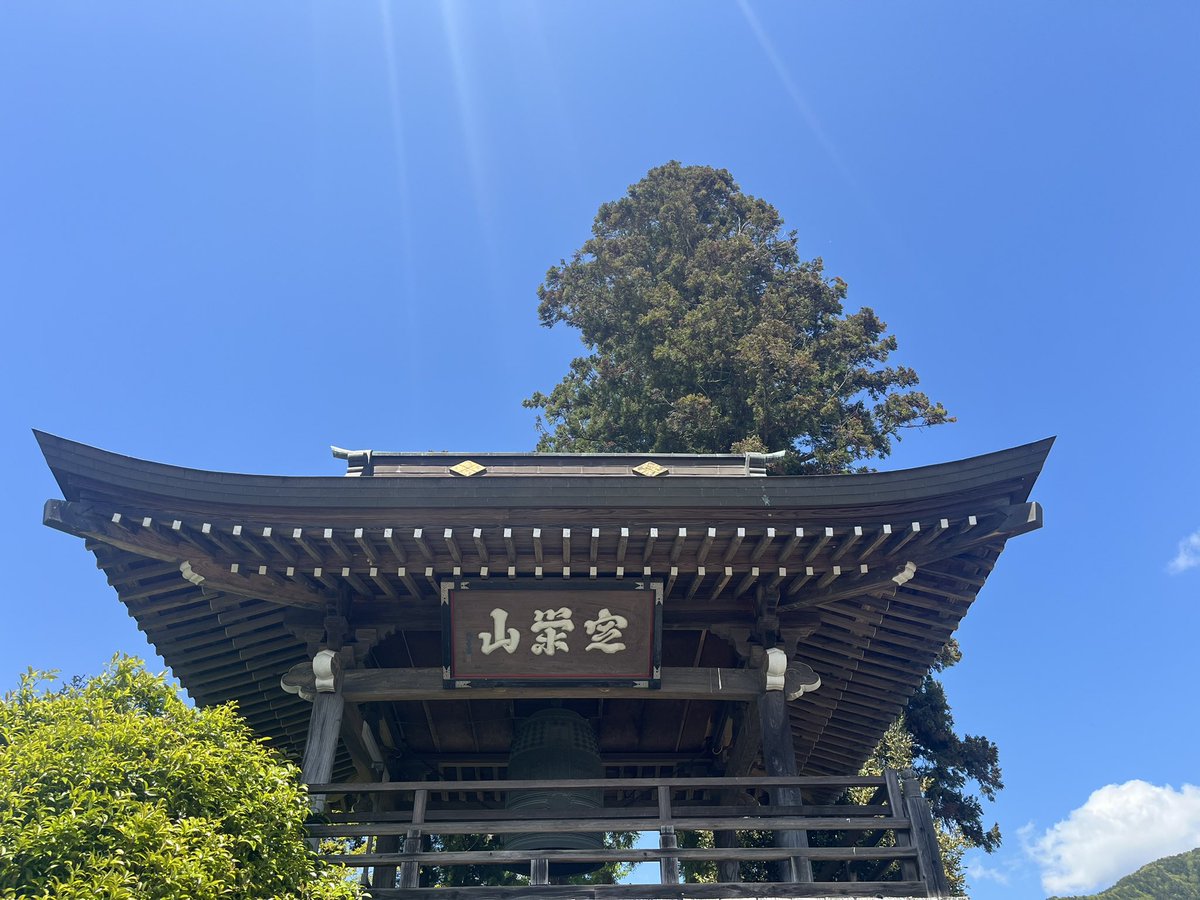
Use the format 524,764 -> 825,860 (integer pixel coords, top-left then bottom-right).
0,656 -> 359,900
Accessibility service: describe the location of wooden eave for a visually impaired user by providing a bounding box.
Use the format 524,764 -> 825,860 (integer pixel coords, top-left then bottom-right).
36,431 -> 1052,781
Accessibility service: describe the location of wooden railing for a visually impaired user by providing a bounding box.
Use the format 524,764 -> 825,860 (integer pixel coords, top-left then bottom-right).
307,770 -> 951,899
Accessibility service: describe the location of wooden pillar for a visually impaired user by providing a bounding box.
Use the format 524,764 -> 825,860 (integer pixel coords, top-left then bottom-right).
717,699 -> 761,883
884,768 -> 921,883
301,649 -> 345,815
301,691 -> 344,814
901,769 -> 951,898
758,686 -> 812,883
658,784 -> 680,884
399,788 -> 428,890
370,791 -> 401,890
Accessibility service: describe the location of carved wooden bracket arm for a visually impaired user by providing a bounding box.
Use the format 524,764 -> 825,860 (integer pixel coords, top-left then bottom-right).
762,647 -> 821,700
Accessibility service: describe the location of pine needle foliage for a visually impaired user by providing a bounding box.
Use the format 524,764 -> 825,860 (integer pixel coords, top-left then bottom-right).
525,161 -> 952,472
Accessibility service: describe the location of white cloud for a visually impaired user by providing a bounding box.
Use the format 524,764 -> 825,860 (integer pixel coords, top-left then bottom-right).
1025,780 -> 1200,895
964,855 -> 1009,885
1167,528 -> 1200,574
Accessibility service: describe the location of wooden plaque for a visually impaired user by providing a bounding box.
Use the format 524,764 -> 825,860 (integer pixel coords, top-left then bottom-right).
441,579 -> 662,688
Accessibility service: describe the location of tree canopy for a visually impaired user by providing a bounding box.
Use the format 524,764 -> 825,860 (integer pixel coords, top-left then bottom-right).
525,163 -> 999,884
524,161 -> 951,472
0,657 -> 359,900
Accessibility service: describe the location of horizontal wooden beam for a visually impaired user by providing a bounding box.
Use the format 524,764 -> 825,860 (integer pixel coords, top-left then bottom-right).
282,665 -> 762,702
355,881 -> 932,900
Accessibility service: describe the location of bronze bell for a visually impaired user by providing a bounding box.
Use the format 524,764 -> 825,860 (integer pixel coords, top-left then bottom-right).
504,707 -> 604,875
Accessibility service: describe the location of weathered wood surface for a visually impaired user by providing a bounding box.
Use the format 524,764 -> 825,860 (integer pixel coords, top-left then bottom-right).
364,888 -> 936,900
41,430 -> 1049,798
361,886 -> 933,900
307,774 -> 888,794
322,802 -> 891,825
290,666 -> 761,702
759,686 -> 813,883
300,689 -> 344,813
902,770 -> 951,898
330,846 -> 921,865
310,815 -> 910,837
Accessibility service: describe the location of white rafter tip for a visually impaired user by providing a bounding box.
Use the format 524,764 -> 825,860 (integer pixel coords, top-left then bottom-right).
860,564 -> 869,574
293,528 -> 303,538
286,567 -> 295,577
370,567 -> 379,577
142,517 -> 153,528
171,520 -> 182,531
324,528 -> 333,539
341,567 -> 350,577
232,525 -> 242,536
262,526 -> 272,537
258,565 -> 267,575
314,567 -> 323,577
229,563 -> 239,574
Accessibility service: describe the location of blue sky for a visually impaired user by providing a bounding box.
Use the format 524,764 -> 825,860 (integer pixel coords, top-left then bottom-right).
2,3 -> 1198,896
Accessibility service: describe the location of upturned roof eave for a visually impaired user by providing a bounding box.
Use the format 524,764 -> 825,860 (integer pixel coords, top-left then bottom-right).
34,430 -> 1054,515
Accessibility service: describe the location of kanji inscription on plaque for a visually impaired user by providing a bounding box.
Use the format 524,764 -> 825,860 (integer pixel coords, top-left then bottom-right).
441,580 -> 662,687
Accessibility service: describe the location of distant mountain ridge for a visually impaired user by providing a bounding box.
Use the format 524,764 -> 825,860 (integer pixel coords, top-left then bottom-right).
1048,847 -> 1200,899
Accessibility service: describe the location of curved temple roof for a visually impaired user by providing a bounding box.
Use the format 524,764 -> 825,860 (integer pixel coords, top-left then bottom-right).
36,431 -> 1052,782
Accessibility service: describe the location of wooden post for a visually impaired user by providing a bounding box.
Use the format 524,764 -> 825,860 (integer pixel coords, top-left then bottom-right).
755,587 -> 812,884
901,768 -> 951,898
658,784 -> 680,884
717,699 -> 762,883
398,788 -> 427,890
884,768 -> 921,883
758,686 -> 812,882
369,781 -> 401,890
301,690 -> 344,815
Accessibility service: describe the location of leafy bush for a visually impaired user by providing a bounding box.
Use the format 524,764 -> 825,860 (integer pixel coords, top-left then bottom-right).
0,656 -> 359,900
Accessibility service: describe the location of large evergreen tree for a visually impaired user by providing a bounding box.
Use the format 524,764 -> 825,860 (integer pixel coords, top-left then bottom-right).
525,162 -> 1000,875
524,161 -> 951,473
